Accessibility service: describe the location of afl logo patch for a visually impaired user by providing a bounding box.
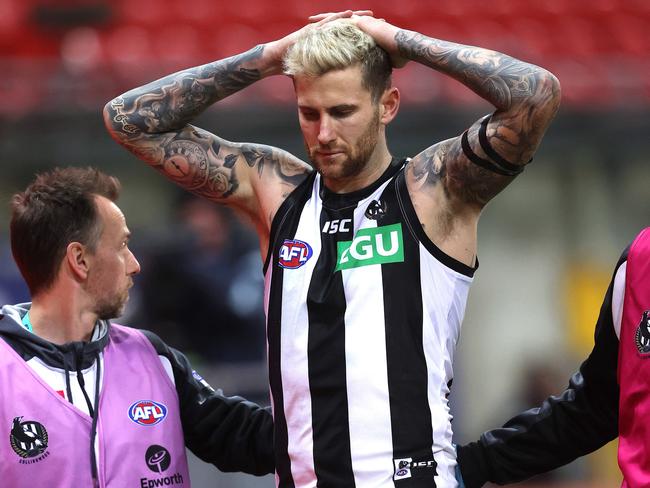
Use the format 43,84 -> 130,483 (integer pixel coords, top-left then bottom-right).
278,239 -> 313,269
10,416 -> 49,460
129,400 -> 168,426
635,310 -> 650,355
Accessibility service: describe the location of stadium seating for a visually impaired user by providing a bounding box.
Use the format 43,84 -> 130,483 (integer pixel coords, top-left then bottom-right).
1,0 -> 649,111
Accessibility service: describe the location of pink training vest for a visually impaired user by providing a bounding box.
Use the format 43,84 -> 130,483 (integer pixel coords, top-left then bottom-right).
618,227 -> 650,487
0,324 -> 190,487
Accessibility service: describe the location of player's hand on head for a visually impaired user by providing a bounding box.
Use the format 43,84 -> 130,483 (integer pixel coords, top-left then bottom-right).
308,10 -> 374,24
348,15 -> 409,69
267,10 -> 375,72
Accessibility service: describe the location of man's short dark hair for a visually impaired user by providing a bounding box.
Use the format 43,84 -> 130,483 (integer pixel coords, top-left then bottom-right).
10,167 -> 121,296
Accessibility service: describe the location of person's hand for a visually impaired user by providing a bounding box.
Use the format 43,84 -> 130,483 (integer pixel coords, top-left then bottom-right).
264,10 -> 373,74
307,10 -> 374,24
346,15 -> 409,68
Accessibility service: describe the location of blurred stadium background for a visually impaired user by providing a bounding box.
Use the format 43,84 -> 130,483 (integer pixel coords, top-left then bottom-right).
1,0 -> 649,486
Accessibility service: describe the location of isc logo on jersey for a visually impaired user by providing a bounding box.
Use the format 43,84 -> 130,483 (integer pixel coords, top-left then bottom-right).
129,400 -> 168,426
336,223 -> 404,271
278,239 -> 313,269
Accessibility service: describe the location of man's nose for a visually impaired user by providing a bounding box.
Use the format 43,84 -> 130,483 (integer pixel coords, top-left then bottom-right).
317,117 -> 336,145
128,251 -> 141,275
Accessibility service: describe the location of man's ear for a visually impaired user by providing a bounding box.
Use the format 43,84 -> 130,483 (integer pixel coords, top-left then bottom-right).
379,87 -> 400,125
65,242 -> 90,281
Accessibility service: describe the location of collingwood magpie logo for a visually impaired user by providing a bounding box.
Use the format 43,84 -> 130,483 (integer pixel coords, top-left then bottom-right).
10,416 -> 49,462
635,310 -> 650,354
365,199 -> 387,220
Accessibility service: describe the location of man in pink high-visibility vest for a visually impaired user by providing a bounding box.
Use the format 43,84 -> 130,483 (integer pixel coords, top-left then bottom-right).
457,228 -> 650,487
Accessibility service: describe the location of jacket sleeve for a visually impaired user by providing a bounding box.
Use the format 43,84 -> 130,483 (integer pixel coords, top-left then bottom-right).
457,249 -> 629,488
141,330 -> 274,476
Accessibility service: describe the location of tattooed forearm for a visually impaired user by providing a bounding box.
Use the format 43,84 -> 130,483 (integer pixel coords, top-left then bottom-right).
106,45 -> 265,138
109,97 -> 139,134
395,30 -> 552,110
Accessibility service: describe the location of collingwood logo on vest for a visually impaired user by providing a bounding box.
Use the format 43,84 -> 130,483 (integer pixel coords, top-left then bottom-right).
141,444 -> 184,487
635,310 -> 650,355
335,223 -> 404,271
10,416 -> 50,463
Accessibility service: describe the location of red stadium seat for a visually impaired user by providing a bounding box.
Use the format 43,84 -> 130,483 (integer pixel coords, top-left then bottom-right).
2,0 -> 650,109
150,24 -> 204,71
113,0 -> 171,26
103,25 -> 157,81
609,14 -> 650,56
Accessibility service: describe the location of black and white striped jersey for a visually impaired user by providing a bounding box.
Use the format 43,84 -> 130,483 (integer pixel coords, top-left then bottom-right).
263,159 -> 477,487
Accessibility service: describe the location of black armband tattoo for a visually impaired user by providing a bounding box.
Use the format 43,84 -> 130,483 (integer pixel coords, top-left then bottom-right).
477,116 -> 531,171
461,116 -> 526,177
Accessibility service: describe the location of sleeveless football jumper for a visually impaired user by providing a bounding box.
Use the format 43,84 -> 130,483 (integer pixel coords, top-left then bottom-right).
264,160 -> 476,487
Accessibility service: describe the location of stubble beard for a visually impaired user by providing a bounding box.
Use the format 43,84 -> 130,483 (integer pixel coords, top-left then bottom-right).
95,291 -> 129,320
308,110 -> 381,183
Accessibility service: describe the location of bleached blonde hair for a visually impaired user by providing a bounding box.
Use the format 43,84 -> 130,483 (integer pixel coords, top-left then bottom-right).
283,19 -> 392,102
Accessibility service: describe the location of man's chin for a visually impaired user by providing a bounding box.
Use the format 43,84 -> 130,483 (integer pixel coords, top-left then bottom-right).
314,158 -> 347,176
96,298 -> 128,321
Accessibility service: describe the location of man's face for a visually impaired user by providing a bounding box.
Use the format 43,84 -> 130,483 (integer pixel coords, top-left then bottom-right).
295,65 -> 382,184
86,196 -> 140,320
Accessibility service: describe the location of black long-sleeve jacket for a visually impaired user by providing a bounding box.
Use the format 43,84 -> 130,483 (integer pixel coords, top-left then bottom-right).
457,248 -> 628,487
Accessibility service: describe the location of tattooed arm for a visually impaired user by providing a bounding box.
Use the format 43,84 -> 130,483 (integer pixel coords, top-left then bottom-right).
104,11 -> 373,250
351,16 -> 561,265
103,41 -> 312,254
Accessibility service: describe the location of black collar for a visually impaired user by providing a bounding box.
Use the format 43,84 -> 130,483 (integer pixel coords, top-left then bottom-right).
319,157 -> 405,210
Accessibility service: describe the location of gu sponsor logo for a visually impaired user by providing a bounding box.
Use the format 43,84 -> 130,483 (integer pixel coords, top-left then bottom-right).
278,239 -> 313,269
129,400 -> 168,426
336,223 -> 404,271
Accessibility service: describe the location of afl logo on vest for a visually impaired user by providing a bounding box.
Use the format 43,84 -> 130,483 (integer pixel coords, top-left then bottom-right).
10,416 -> 50,463
129,400 -> 168,425
278,239 -> 313,269
635,310 -> 650,355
